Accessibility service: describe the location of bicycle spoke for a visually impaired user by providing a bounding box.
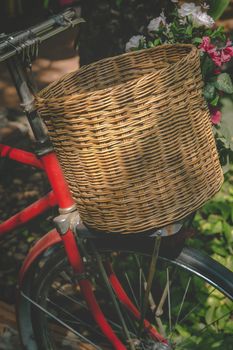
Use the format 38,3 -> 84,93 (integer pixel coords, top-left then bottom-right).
199,308 -> 233,334
56,289 -> 87,308
172,300 -> 233,349
56,287 -> 137,339
138,237 -> 161,337
154,264 -> 181,340
47,297 -> 104,338
133,254 -> 146,310
122,306 -> 139,337
167,268 -> 172,334
139,267 -> 143,310
178,287 -> 216,325
134,254 -> 157,315
59,270 -> 73,284
26,248 -> 233,350
90,244 -> 136,350
21,291 -> 102,350
125,272 -> 140,309
169,276 -> 192,340
154,282 -> 169,337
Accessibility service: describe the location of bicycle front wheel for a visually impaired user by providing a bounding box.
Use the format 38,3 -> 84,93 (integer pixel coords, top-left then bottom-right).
24,240 -> 233,350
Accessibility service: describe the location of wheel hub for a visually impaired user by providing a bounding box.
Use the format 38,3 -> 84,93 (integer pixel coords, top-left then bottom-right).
151,344 -> 172,350
142,340 -> 172,350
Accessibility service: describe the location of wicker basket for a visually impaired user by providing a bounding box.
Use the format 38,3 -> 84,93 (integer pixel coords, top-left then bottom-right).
36,44 -> 223,234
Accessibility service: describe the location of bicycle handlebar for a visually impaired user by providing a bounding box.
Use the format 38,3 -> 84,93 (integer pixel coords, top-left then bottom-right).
0,8 -> 85,63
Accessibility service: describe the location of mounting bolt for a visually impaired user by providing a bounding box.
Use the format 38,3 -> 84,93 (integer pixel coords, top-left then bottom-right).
53,214 -> 69,235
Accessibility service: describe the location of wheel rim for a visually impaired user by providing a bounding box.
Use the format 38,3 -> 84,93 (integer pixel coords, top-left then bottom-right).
31,248 -> 233,350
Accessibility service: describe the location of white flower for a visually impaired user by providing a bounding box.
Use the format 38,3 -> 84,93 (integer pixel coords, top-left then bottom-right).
201,2 -> 210,10
177,2 -> 215,28
178,2 -> 201,17
147,11 -> 167,33
179,17 -> 187,25
192,11 -> 215,28
125,35 -> 145,52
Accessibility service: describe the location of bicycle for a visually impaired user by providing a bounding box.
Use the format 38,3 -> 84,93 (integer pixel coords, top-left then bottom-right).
0,8 -> 233,350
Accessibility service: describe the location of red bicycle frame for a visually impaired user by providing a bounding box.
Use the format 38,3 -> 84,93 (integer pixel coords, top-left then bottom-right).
0,145 -> 57,235
0,145 -> 129,349
0,44 -> 168,349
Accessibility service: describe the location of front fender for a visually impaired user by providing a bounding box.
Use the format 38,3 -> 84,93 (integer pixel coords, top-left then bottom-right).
19,228 -> 62,287
17,229 -> 62,350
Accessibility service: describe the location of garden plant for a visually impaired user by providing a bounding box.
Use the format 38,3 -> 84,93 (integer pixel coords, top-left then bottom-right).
124,0 -> 233,346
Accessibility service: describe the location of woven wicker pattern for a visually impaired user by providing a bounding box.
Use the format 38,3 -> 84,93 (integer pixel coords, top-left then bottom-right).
36,44 -> 223,234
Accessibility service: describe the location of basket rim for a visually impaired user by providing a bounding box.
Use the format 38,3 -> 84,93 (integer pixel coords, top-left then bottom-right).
36,44 -> 198,104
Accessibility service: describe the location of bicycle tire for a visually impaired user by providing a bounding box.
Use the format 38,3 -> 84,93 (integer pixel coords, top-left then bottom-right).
19,240 -> 233,350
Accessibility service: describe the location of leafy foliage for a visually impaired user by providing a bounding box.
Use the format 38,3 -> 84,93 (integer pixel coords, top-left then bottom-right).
208,0 -> 231,20
125,2 -> 233,167
214,97 -> 233,171
188,169 -> 233,338
215,73 -> 233,94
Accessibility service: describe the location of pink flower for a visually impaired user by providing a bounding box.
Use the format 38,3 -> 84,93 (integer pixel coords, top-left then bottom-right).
209,51 -> 222,67
199,36 -> 215,52
215,39 -> 233,64
221,50 -> 232,64
224,46 -> 233,55
210,108 -> 222,125
199,36 -> 222,66
221,43 -> 233,64
199,36 -> 232,67
214,69 -> 221,75
200,37 -> 233,67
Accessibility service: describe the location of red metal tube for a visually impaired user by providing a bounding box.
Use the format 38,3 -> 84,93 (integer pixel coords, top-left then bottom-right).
62,229 -> 85,273
0,191 -> 57,236
0,144 -> 126,348
19,229 -> 62,286
62,230 -> 127,349
79,279 -> 127,350
105,262 -> 168,344
0,144 -> 44,169
40,152 -> 75,209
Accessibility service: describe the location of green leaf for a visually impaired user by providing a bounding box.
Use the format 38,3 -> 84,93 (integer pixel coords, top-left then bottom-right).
205,29 -> 213,36
175,324 -> 191,338
192,37 -> 202,45
207,295 -> 221,307
217,97 -> 233,150
210,26 -> 226,40
218,201 -> 231,220
220,151 -> 233,173
212,243 -> 228,256
203,83 -> 216,100
208,0 -> 230,20
201,56 -> 215,79
205,306 -> 216,324
148,41 -> 154,48
216,304 -> 231,319
215,73 -> 233,94
185,25 -> 193,36
153,38 -> 161,46
218,201 -> 230,220
212,220 -> 223,234
210,94 -> 220,106
222,222 -> 233,244
231,206 -> 233,223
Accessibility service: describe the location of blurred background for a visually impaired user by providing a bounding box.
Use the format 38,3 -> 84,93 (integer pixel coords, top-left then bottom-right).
1,0 -> 233,114
0,1 -> 233,349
